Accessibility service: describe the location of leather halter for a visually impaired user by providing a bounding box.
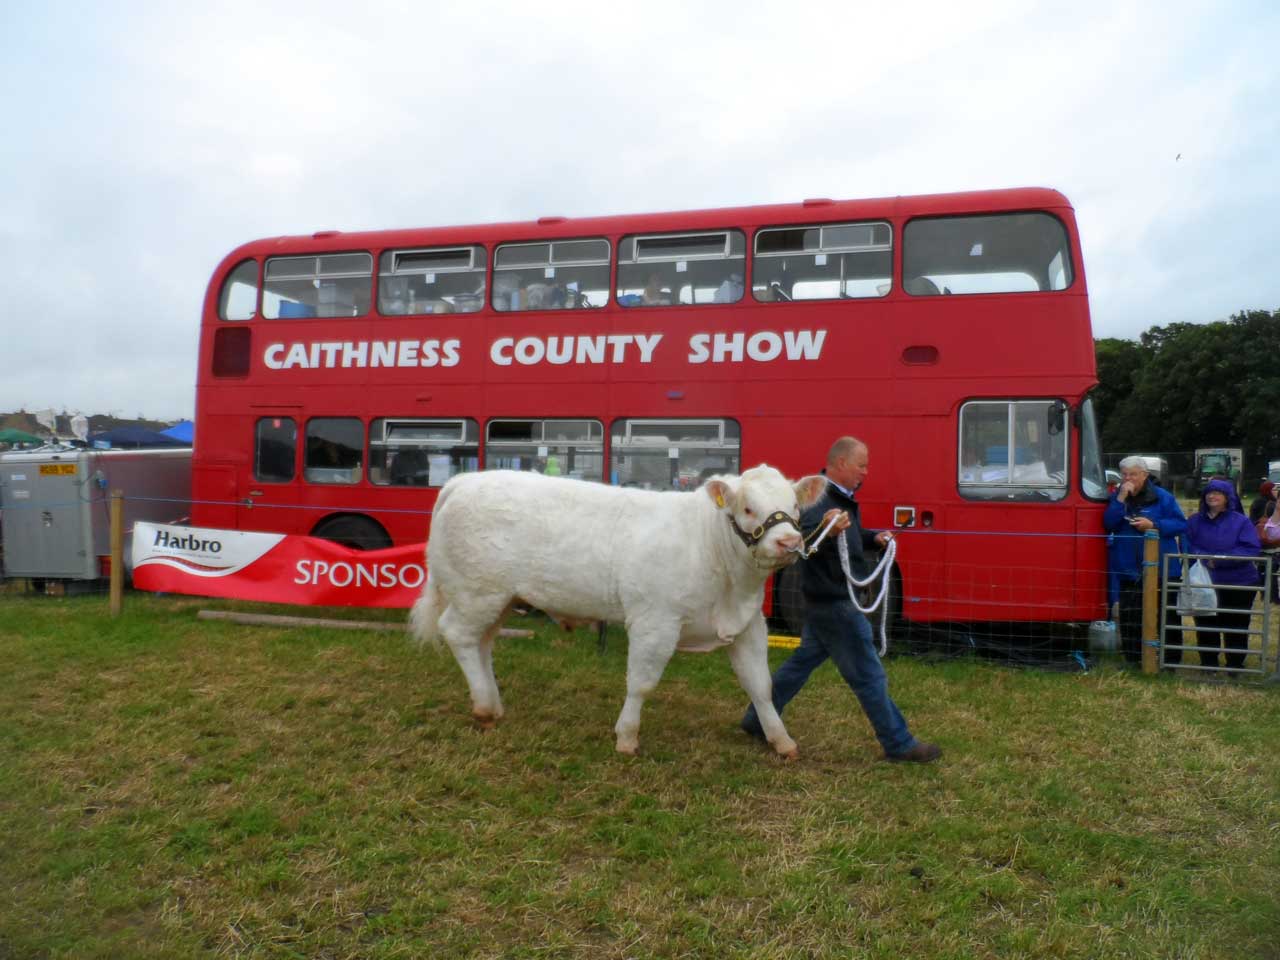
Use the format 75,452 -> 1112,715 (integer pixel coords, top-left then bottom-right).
727,510 -> 801,549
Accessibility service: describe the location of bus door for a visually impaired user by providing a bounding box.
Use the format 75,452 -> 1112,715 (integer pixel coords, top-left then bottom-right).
881,415 -> 949,624
945,399 -> 1075,622
192,460 -> 239,529
1074,396 -> 1110,618
237,415 -> 303,535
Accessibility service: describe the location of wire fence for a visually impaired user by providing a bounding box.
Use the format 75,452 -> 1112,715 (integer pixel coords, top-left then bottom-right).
2,490 -> 1277,679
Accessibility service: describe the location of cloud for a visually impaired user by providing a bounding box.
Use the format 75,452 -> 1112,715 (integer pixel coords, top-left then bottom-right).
1,1 -> 1277,417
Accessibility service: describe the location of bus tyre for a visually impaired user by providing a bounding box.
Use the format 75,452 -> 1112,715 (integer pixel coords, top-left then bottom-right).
311,515 -> 392,551
774,563 -> 807,638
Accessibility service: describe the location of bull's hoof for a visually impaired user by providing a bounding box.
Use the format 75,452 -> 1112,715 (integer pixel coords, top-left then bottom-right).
615,740 -> 639,756
472,712 -> 498,730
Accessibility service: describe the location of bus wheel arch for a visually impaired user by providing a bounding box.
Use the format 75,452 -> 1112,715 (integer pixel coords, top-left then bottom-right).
310,513 -> 392,551
773,564 -> 905,641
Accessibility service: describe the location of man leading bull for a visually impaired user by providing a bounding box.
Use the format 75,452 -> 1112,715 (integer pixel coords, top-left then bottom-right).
741,435 -> 942,763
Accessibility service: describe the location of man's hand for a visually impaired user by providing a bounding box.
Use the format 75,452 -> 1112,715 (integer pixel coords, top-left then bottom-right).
874,530 -> 895,547
1118,479 -> 1137,501
822,508 -> 851,532
1129,517 -> 1154,532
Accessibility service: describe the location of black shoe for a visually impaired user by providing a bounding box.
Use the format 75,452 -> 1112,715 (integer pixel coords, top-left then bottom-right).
885,742 -> 942,764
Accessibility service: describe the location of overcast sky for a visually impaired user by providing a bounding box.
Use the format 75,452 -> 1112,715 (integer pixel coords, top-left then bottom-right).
2,1 -> 1276,420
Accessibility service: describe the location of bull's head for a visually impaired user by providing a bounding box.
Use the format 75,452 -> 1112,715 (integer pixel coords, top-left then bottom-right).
704,465 -> 827,570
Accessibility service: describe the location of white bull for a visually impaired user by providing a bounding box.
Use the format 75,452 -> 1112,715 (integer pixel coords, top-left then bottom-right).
409,465 -> 826,757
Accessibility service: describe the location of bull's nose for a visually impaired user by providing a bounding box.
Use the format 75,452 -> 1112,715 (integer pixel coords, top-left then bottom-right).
777,532 -> 802,551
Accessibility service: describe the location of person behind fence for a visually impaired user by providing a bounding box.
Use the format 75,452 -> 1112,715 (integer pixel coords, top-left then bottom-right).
1257,504 -> 1280,604
1185,478 -> 1262,671
739,436 -> 941,763
1103,455 -> 1187,665
1249,480 -> 1276,524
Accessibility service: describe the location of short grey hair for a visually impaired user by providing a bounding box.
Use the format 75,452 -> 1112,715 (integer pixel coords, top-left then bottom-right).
1118,456 -> 1149,471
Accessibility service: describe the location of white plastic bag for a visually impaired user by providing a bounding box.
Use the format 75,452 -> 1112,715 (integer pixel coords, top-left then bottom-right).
1176,560 -> 1217,616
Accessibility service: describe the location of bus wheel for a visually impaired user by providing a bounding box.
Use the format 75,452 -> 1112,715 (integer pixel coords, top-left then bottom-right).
311,515 -> 392,551
885,569 -> 905,640
774,563 -> 807,638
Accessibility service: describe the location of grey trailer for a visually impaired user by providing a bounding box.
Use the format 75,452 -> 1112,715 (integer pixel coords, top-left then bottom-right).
0,447 -> 192,580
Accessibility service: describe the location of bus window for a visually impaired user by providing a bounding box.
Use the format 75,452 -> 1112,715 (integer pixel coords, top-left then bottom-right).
493,238 -> 609,311
368,418 -> 479,487
485,419 -> 604,481
263,253 -> 373,319
219,259 -> 258,320
378,245 -> 486,316
616,231 -> 746,307
305,417 -> 364,484
958,400 -> 1067,501
903,213 -> 1074,296
1078,396 -> 1107,500
610,419 -> 740,490
752,222 -> 891,302
254,417 -> 296,482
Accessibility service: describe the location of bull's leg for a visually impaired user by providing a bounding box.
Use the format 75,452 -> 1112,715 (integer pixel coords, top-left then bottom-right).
439,597 -> 511,726
614,621 -> 680,756
478,626 -> 504,721
727,616 -> 798,759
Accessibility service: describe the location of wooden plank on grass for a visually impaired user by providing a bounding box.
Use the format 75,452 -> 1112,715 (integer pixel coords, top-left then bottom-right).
197,609 -> 534,638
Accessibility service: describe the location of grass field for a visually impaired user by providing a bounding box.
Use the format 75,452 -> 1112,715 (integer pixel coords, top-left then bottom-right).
1,594 -> 1278,959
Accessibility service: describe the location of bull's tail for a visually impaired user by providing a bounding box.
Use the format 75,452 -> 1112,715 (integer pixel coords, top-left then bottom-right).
408,571 -> 446,649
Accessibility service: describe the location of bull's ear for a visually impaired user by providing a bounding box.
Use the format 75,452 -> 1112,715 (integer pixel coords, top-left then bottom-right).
793,474 -> 827,508
704,478 -> 733,510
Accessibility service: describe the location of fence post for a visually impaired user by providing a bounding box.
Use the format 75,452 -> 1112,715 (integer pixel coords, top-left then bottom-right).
1142,531 -> 1159,674
109,489 -> 124,617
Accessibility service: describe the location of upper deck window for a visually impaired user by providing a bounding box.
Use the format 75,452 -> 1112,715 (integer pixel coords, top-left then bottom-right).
752,221 -> 891,302
617,231 -> 745,306
378,245 -> 486,316
903,213 -> 1074,296
218,259 -> 258,320
493,238 -> 610,311
263,253 -> 373,319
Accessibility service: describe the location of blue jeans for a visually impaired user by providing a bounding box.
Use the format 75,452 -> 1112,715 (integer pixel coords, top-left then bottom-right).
742,600 -> 917,755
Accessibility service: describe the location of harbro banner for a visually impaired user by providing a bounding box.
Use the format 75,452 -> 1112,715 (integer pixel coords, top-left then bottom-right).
131,522 -> 426,608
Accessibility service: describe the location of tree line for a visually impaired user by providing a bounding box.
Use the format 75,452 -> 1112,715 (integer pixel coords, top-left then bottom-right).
1093,308 -> 1280,479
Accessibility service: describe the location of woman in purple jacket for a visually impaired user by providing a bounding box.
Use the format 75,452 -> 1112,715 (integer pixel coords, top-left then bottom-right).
1185,478 -> 1262,670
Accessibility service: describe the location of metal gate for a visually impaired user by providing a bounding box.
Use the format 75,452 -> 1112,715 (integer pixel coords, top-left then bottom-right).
1160,553 -> 1275,680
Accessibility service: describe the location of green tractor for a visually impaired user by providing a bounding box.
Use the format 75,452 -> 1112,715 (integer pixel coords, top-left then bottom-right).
1187,447 -> 1242,497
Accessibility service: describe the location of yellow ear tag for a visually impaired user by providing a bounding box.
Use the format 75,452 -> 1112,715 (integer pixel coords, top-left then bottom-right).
716,495 -> 725,509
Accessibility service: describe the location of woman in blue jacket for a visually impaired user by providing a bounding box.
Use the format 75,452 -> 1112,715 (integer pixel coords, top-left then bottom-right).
1185,478 -> 1262,671
1103,457 -> 1188,664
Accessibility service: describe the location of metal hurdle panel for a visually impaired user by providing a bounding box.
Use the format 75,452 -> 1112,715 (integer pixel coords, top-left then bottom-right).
1160,553 -> 1274,679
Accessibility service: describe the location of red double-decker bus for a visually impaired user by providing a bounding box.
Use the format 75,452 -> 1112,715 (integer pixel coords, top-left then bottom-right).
193,187 -> 1108,629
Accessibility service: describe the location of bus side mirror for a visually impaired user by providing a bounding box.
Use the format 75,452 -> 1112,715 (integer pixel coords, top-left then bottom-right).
1047,399 -> 1068,436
